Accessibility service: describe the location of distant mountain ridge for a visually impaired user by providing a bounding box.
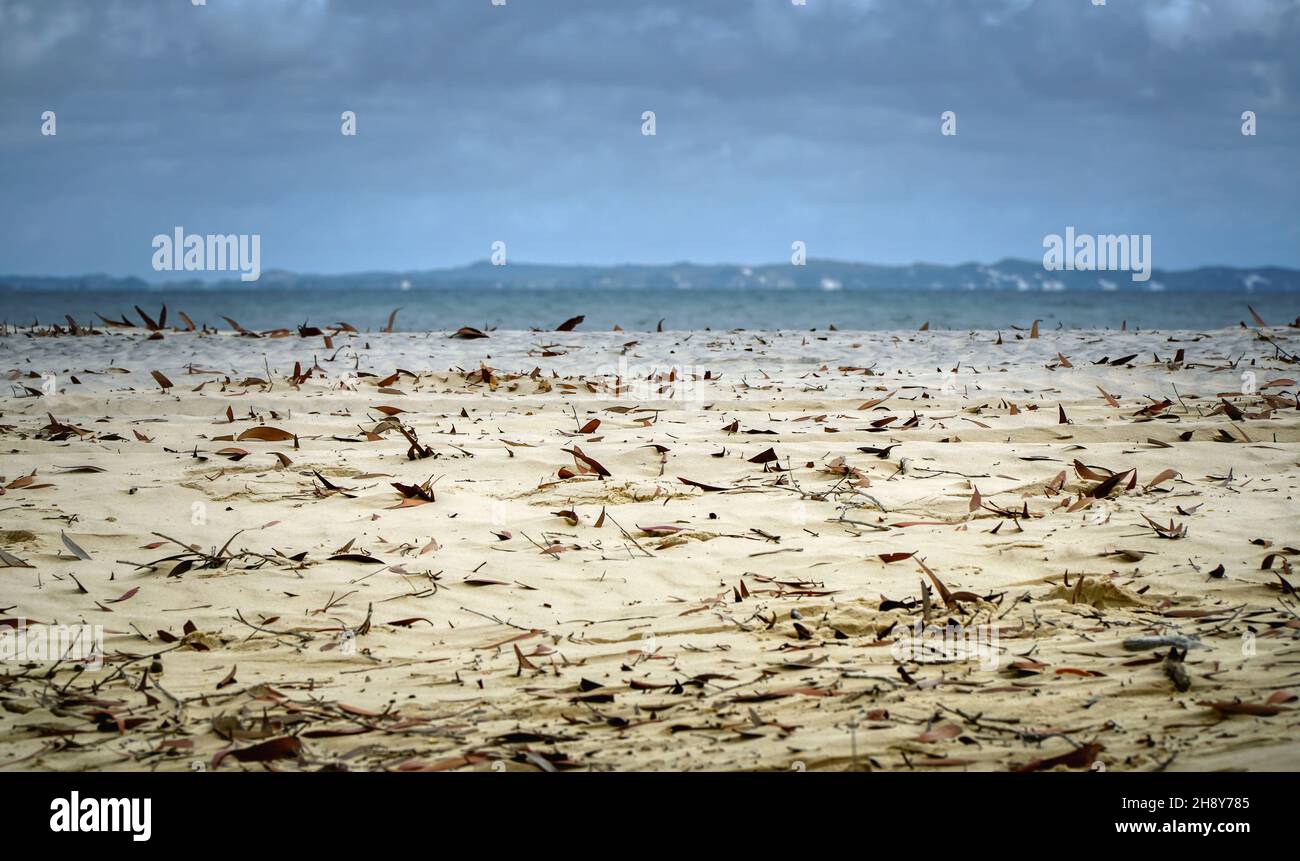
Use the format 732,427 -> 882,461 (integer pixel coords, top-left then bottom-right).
3,259 -> 1298,292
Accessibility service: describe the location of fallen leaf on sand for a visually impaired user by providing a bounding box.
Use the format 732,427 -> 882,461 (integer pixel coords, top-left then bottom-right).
61,531 -> 92,561
1014,742 -> 1103,772
212,736 -> 302,769
237,426 -> 295,442
1199,700 -> 1289,718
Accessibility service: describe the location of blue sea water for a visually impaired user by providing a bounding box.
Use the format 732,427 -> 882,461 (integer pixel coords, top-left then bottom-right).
1,287 -> 1295,332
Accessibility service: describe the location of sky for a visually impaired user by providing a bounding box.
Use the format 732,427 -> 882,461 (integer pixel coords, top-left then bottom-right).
0,0 -> 1297,278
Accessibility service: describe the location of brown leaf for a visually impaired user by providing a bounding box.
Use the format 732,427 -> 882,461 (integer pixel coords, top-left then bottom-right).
105,587 -> 139,604
212,736 -> 302,769
1014,742 -> 1103,772
857,391 -> 896,410
563,445 -> 611,477
387,617 -> 436,628
678,476 -> 730,492
1090,468 -> 1134,499
917,558 -> 956,607
638,524 -> 682,536
1072,460 -> 1111,482
391,480 -> 435,503
914,723 -> 961,743
237,426 -> 295,442
1199,700 -> 1288,717
514,644 -> 538,671
1145,468 -> 1180,489
216,665 -> 238,689
1105,549 -> 1147,563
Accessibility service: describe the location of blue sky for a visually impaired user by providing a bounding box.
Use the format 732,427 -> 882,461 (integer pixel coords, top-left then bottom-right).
1,0 -> 1297,277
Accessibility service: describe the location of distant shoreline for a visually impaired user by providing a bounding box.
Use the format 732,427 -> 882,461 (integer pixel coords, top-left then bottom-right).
3,259 -> 1299,293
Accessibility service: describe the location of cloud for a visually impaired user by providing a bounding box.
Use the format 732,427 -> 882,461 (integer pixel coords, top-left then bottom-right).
0,0 -> 1295,275
1142,0 -> 1298,48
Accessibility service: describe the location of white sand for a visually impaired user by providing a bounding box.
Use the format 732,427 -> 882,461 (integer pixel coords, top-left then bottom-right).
2,322 -> 1298,771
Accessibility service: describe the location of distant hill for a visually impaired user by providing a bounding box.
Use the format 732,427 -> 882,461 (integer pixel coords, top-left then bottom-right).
2,259 -> 1298,292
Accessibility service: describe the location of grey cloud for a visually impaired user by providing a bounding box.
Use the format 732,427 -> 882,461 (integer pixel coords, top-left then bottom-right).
0,0 -> 1296,277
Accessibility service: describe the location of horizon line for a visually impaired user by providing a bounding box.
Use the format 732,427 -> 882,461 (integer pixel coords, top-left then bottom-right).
5,256 -> 1300,284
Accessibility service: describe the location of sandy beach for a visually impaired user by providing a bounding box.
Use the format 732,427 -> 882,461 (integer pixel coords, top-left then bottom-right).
2,319 -> 1298,772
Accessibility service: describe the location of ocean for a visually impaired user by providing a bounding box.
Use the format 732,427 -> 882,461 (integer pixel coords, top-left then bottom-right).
1,286 -> 1295,333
